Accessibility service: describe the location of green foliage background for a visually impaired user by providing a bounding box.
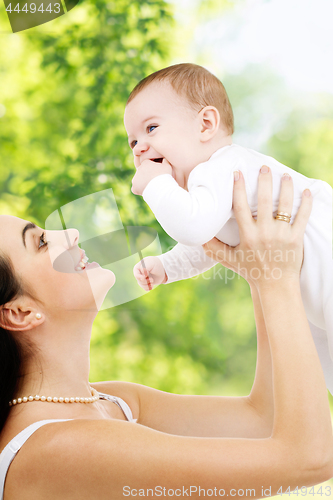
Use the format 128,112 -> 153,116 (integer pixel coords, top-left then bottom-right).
0,0 -> 332,399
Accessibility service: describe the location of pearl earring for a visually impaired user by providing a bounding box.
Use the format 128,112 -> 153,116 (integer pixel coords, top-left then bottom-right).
35,313 -> 42,320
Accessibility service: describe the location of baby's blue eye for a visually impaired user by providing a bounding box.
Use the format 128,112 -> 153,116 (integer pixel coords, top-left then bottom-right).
148,125 -> 157,133
131,140 -> 137,149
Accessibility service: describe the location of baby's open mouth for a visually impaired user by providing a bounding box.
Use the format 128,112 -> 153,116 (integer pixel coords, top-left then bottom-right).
152,158 -> 163,163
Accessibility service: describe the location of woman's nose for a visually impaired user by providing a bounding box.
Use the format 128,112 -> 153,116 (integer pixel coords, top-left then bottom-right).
45,228 -> 80,273
65,228 -> 79,249
46,228 -> 79,249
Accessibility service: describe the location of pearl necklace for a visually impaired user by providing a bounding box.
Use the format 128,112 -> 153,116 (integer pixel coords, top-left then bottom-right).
9,387 -> 99,407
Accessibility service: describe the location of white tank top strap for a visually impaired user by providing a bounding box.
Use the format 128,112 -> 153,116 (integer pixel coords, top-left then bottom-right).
97,391 -> 137,423
0,392 -> 136,500
0,419 -> 71,500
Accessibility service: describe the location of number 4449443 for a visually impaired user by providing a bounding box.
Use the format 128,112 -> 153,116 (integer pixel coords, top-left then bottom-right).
276,486 -> 331,496
5,3 -> 61,14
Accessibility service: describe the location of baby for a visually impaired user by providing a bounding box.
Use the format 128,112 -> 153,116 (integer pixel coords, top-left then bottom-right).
124,63 -> 333,394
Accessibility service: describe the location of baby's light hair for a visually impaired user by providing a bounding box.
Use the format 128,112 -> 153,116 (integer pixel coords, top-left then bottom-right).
126,63 -> 234,135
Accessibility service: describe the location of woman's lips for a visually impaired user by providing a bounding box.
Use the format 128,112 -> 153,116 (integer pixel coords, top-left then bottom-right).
74,248 -> 89,271
85,262 -> 100,270
74,260 -> 100,272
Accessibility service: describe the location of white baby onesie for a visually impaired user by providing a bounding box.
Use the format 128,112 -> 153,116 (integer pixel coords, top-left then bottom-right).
142,144 -> 333,394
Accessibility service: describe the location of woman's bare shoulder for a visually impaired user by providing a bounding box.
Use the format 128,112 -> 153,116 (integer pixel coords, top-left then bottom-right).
5,418 -> 137,500
4,415 -> 312,500
6,418 -> 210,500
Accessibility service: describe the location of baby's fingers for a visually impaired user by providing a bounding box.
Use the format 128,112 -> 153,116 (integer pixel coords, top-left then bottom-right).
137,274 -> 154,284
133,263 -> 149,281
133,263 -> 144,278
292,189 -> 312,237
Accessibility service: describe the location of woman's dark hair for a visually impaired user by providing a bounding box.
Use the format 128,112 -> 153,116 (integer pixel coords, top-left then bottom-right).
0,254 -> 26,433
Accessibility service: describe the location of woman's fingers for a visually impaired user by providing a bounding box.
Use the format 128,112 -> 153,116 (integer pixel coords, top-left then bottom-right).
203,166 -> 312,286
292,189 -> 312,236
203,238 -> 234,264
232,170 -> 254,235
257,166 -> 273,225
276,173 -> 294,217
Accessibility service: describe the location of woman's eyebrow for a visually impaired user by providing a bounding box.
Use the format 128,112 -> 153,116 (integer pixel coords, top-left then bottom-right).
22,222 -> 37,248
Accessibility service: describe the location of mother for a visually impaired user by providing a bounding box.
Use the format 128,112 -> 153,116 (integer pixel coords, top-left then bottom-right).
0,167 -> 332,500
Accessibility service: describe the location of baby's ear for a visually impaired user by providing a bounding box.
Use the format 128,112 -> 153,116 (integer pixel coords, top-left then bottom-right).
199,106 -> 220,142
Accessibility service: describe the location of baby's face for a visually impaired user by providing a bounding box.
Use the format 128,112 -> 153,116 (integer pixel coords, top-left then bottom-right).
124,82 -> 205,189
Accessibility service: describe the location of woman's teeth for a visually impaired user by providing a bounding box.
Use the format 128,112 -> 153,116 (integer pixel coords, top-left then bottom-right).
75,255 -> 89,272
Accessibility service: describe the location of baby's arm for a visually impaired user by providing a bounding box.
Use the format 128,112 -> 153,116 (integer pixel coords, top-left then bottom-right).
134,243 -> 218,290
142,161 -> 235,247
157,243 -> 219,284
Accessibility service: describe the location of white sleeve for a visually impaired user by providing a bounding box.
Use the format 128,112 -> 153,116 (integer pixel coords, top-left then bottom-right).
142,159 -> 234,246
156,243 -> 219,284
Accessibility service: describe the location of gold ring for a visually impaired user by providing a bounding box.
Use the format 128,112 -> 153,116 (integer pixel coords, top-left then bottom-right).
275,215 -> 291,223
276,211 -> 291,218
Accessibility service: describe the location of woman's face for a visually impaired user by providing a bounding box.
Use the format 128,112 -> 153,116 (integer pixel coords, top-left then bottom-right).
0,215 -> 116,315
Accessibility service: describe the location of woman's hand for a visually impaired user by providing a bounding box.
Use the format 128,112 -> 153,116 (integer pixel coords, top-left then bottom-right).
202,166 -> 312,290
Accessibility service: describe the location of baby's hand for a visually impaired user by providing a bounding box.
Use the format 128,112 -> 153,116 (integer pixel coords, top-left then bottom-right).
131,159 -> 172,196
133,256 -> 167,291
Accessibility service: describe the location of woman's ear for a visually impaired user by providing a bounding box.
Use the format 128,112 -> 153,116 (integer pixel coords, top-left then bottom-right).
198,106 -> 220,142
0,297 -> 44,332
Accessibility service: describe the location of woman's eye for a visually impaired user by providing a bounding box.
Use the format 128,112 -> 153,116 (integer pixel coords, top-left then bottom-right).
148,125 -> 157,133
38,232 -> 48,249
